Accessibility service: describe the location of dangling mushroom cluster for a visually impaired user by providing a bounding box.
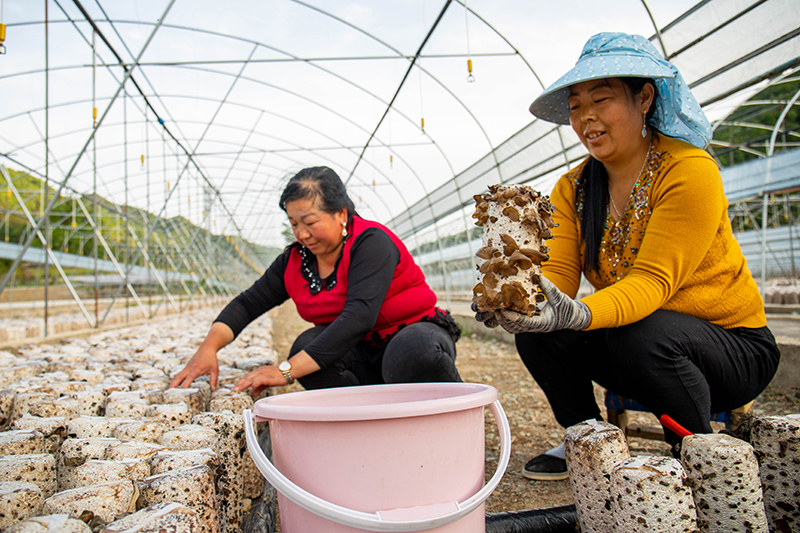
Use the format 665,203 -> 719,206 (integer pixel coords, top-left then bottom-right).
471,184 -> 556,316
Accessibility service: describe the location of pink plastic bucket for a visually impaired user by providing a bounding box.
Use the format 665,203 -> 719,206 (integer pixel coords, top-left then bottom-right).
244,382 -> 510,532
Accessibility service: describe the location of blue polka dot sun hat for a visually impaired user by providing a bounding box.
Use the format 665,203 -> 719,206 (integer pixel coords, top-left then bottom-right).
529,32 -> 712,149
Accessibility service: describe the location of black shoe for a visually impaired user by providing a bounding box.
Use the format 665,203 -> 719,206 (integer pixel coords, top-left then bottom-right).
521,453 -> 569,481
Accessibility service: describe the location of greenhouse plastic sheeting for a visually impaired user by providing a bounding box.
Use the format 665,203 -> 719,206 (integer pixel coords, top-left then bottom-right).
387,0 -> 800,241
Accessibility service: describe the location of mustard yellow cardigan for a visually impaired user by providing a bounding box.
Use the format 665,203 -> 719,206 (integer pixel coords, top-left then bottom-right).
542,134 -> 766,330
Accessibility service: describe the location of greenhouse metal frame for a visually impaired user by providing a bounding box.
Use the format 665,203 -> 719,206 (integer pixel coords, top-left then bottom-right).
1,0 -> 798,335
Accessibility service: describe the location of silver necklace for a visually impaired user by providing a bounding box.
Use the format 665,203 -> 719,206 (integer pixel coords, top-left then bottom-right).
609,141 -> 652,221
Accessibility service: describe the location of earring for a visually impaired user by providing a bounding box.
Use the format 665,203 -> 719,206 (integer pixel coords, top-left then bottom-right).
342,223 -> 348,238
641,112 -> 648,138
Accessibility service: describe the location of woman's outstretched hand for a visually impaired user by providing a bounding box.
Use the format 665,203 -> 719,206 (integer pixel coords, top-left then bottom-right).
169,322 -> 234,390
495,275 -> 591,334
233,365 -> 287,397
169,345 -> 220,389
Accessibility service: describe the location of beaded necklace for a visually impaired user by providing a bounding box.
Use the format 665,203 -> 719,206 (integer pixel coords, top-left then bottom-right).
602,139 -> 659,282
297,236 -> 348,294
609,140 -> 652,221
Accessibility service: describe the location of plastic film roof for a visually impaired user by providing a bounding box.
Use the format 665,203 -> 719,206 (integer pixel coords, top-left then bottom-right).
1,0 -> 798,259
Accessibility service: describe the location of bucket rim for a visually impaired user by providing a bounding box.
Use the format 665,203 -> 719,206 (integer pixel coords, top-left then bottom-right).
252,382 -> 498,422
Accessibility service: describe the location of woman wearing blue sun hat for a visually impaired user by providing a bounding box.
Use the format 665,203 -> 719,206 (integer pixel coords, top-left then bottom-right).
475,32 -> 780,480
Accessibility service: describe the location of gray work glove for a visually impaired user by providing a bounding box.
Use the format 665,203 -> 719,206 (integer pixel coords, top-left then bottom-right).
471,302 -> 499,328
496,275 -> 591,334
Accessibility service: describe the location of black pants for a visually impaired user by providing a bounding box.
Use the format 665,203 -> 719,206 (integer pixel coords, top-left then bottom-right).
291,322 -> 461,389
515,310 -> 780,445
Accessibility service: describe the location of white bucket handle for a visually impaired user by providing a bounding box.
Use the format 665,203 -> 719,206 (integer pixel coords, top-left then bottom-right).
244,400 -> 511,532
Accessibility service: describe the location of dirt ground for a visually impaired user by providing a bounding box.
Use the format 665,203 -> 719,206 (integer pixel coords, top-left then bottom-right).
269,300 -> 800,515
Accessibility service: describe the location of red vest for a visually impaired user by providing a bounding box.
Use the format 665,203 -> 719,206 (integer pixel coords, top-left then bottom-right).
284,217 -> 437,341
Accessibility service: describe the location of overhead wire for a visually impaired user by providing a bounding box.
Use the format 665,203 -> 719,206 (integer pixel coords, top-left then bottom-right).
346,0 -> 453,183
464,0 -> 474,82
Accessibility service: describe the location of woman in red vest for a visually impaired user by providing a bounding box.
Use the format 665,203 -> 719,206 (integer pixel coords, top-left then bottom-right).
170,166 -> 461,395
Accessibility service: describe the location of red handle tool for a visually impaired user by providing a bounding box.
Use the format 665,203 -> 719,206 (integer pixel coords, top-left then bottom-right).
659,414 -> 693,438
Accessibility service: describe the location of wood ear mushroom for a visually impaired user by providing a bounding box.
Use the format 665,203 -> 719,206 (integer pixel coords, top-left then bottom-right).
471,184 -> 555,317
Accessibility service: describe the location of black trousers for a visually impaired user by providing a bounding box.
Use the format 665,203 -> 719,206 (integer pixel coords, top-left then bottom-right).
515,310 -> 780,445
291,322 -> 461,389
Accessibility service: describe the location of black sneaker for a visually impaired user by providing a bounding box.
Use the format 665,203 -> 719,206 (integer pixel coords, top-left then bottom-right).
521,453 -> 569,481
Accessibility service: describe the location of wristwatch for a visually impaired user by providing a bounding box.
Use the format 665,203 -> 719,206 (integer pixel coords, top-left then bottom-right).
278,360 -> 294,385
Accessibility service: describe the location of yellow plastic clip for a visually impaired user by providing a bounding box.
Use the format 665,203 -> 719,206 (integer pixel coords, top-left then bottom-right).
140,154 -> 145,169
389,154 -> 393,169
0,24 -> 6,55
167,182 -> 170,190
467,59 -> 475,83
421,117 -> 425,132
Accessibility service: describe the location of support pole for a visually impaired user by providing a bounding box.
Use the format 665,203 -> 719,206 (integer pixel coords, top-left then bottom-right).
146,102 -> 152,315
124,87 -> 129,322
92,28 -> 99,326
43,0 -> 49,336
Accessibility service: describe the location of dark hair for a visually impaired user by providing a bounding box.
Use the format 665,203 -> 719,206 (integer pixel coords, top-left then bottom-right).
578,78 -> 658,273
279,166 -> 358,221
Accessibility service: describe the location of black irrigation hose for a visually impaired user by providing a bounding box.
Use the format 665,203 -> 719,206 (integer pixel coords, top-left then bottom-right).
486,505 -> 579,533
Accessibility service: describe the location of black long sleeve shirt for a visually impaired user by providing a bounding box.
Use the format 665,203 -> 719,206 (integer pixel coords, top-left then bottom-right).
214,227 -> 401,368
